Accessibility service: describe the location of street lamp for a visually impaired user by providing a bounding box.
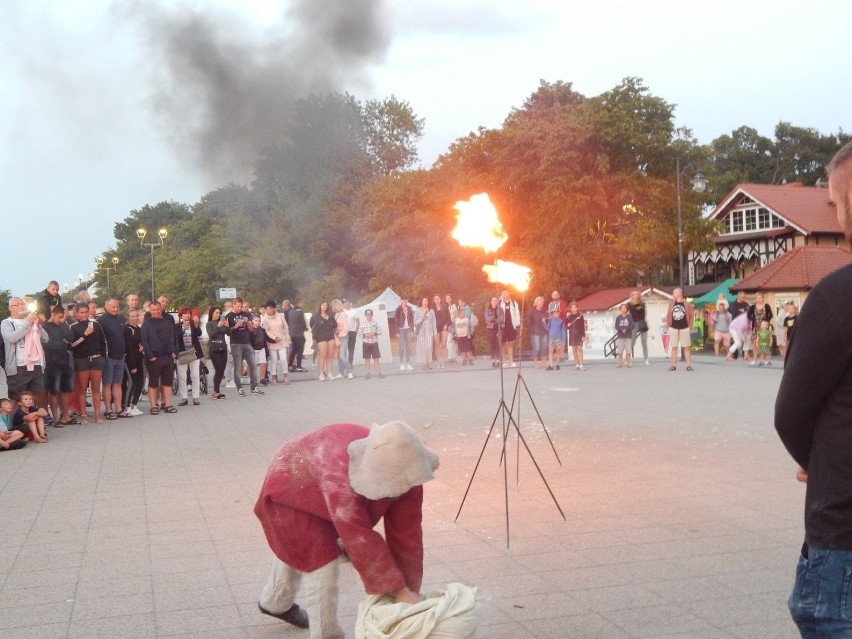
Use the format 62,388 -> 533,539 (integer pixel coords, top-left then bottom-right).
676,159 -> 709,288
137,227 -> 168,301
78,272 -> 96,292
95,256 -> 119,297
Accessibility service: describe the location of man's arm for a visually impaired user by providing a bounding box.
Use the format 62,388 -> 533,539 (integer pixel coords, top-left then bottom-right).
1,318 -> 32,343
775,286 -> 850,469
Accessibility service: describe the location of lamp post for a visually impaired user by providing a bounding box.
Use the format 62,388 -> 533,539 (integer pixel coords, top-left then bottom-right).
136,227 -> 168,302
675,159 -> 709,288
95,256 -> 119,297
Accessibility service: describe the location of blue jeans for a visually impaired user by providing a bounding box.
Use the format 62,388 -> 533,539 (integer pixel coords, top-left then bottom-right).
337,334 -> 352,376
398,328 -> 412,364
230,343 -> 257,390
789,547 -> 852,638
530,334 -> 548,358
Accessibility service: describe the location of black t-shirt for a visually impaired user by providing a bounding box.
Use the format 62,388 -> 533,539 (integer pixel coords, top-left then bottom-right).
670,301 -> 689,330
42,321 -> 71,366
225,311 -> 253,345
730,300 -> 749,318
627,302 -> 647,330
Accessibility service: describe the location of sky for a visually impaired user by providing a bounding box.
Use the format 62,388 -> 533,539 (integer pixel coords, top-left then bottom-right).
2,0 -> 850,297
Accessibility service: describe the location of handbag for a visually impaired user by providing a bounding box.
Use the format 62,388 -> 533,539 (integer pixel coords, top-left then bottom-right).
177,349 -> 198,365
636,319 -> 648,333
209,338 -> 227,353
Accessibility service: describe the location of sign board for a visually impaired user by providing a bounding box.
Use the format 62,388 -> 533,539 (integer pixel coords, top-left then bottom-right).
217,287 -> 237,300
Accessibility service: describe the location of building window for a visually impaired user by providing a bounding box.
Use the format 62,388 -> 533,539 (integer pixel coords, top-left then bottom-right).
725,206 -> 786,234
731,210 -> 743,233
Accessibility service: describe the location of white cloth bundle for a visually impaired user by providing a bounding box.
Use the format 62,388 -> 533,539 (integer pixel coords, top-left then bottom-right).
355,582 -> 479,639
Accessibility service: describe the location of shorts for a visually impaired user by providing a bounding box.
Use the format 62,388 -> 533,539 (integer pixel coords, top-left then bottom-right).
7,366 -> 45,400
44,362 -> 74,394
101,357 -> 126,384
714,331 -> 731,347
362,342 -> 380,360
616,338 -> 631,355
74,355 -> 105,372
254,349 -> 267,364
669,328 -> 691,349
455,336 -> 472,352
568,335 -> 583,348
146,355 -> 175,389
758,346 -> 771,356
549,338 -> 564,349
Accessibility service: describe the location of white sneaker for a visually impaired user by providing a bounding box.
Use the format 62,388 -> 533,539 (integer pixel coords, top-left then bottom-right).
347,373 -> 354,379
225,381 -> 236,388
750,361 -> 758,366
400,364 -> 406,371
319,373 -> 326,381
333,374 -> 343,380
579,365 -> 585,371
406,364 -> 413,371
645,360 -> 650,366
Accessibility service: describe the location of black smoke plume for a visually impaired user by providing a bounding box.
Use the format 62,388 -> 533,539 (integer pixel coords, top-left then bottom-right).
125,0 -> 389,184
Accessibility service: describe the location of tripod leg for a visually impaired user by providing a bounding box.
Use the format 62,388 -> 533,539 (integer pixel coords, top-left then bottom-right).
455,400 -> 509,521
517,374 -> 562,466
506,415 -> 567,520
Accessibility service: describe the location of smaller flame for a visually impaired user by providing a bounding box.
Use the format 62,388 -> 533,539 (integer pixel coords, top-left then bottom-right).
451,193 -> 508,254
482,259 -> 532,292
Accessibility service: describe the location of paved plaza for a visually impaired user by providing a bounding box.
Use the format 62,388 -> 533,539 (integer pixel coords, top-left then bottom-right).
0,353 -> 803,638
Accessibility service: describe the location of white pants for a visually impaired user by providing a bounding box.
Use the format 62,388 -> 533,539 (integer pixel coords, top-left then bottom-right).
268,348 -> 288,378
260,557 -> 343,639
177,358 -> 200,399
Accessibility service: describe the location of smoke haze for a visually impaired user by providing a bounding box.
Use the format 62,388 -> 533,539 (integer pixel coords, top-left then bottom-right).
124,0 -> 389,184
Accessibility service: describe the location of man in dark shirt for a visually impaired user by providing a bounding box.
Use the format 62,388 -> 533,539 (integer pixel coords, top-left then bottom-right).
225,297 -> 262,396
98,297 -> 127,419
775,140 -> 852,636
285,299 -> 308,373
43,306 -> 75,426
140,301 -> 178,413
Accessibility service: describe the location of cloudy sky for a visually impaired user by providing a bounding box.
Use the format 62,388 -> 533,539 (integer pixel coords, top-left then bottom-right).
2,0 -> 849,297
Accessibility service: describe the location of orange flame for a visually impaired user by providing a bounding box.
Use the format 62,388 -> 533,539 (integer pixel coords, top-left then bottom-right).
482,259 -> 532,292
451,193 -> 508,254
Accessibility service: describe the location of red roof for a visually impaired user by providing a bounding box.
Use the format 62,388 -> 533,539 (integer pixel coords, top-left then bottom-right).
575,287 -> 636,312
711,183 -> 839,235
731,247 -> 852,291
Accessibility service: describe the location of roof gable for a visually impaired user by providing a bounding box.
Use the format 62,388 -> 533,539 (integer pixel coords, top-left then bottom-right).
731,247 -> 852,291
710,183 -> 839,235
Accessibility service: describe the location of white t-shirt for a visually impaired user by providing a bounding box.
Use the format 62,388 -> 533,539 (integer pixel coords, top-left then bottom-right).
345,308 -> 359,332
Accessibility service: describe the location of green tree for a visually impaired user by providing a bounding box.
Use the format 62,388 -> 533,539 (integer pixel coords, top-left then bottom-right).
362,95 -> 424,176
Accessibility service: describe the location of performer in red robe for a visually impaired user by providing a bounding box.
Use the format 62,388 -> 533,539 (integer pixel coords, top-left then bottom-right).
254,421 -> 440,638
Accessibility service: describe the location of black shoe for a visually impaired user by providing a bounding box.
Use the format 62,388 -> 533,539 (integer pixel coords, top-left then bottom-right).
258,603 -> 309,629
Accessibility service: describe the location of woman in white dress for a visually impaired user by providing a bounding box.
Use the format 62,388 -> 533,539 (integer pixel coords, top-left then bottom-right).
415,297 -> 436,369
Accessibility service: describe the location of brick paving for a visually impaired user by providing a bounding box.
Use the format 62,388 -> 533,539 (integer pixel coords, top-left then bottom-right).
0,353 -> 801,638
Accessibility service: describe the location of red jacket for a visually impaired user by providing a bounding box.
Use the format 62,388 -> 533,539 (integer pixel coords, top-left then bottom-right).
254,423 -> 424,594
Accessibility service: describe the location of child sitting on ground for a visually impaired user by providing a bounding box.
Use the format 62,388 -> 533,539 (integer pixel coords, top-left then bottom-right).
0,398 -> 27,450
13,391 -> 48,443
